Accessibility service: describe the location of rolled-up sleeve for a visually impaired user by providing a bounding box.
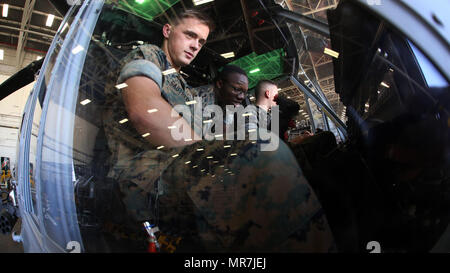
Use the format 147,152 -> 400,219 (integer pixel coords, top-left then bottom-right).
118,59 -> 163,90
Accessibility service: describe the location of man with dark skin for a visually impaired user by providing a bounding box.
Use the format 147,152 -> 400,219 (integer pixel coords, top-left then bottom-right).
214,65 -> 249,107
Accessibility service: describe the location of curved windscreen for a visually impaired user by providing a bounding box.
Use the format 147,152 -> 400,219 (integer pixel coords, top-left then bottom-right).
22,0 -> 449,253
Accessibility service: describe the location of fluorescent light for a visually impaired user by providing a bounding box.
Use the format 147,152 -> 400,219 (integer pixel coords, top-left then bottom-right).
230,153 -> 237,156
324,47 -> 339,58
185,161 -> 191,165
147,109 -> 158,114
172,154 -> 179,158
115,83 -> 128,89
381,81 -> 390,88
365,103 -> 369,107
197,148 -> 204,151
71,45 -> 84,55
214,134 -> 223,138
242,113 -> 253,117
168,125 -> 177,129
224,145 -> 231,148
46,14 -> 55,27
248,129 -> 256,133
203,119 -> 213,123
119,118 -> 128,124
220,52 -> 235,58
156,145 -> 164,150
193,0 -> 214,6
249,68 -> 260,74
206,156 -> 213,159
36,56 -> 42,60
192,165 -> 198,168
184,138 -> 192,142
162,68 -> 176,75
304,80 -> 310,84
0,49 -> 3,60
136,0 -> 145,3
142,133 -> 150,138
185,100 -> 197,105
2,4 -> 8,18
80,99 -> 91,105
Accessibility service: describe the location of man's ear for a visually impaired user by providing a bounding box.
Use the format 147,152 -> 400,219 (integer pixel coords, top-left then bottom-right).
264,90 -> 270,98
162,24 -> 172,39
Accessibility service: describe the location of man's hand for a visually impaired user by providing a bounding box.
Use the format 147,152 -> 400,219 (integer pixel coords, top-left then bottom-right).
122,76 -> 200,148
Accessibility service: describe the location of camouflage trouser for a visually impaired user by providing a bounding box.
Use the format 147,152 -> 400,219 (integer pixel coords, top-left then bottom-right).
151,135 -> 336,252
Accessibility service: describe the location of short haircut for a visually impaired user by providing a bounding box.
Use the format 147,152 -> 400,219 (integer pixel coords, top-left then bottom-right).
170,9 -> 215,32
216,65 -> 247,82
255,79 -> 277,98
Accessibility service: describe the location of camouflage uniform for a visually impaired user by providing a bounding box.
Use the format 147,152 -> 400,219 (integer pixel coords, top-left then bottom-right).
103,44 -> 336,252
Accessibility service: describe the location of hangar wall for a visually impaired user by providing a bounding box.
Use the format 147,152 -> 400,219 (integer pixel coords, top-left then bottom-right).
0,46 -> 41,169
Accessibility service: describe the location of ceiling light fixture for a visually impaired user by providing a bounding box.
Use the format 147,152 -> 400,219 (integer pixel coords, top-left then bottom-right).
115,83 -> 128,89
162,68 -> 176,75
46,14 -> 55,27
71,45 -> 84,55
220,52 -> 235,58
193,0 -> 214,6
80,99 -> 91,105
2,4 -> 8,17
324,47 -> 339,58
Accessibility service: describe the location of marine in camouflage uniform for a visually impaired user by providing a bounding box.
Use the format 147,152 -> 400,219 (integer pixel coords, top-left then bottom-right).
103,44 -> 336,252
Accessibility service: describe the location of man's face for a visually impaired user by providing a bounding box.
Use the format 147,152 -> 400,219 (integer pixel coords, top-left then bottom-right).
216,72 -> 249,106
163,17 -> 210,69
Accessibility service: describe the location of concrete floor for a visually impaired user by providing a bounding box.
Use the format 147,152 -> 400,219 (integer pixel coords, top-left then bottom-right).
0,219 -> 24,253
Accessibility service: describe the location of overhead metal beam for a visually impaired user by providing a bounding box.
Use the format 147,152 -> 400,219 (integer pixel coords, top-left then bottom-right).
290,75 -> 347,137
7,4 -> 63,20
16,0 -> 36,69
273,8 -> 330,37
0,24 -> 55,39
0,18 -> 57,37
0,31 -> 51,46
